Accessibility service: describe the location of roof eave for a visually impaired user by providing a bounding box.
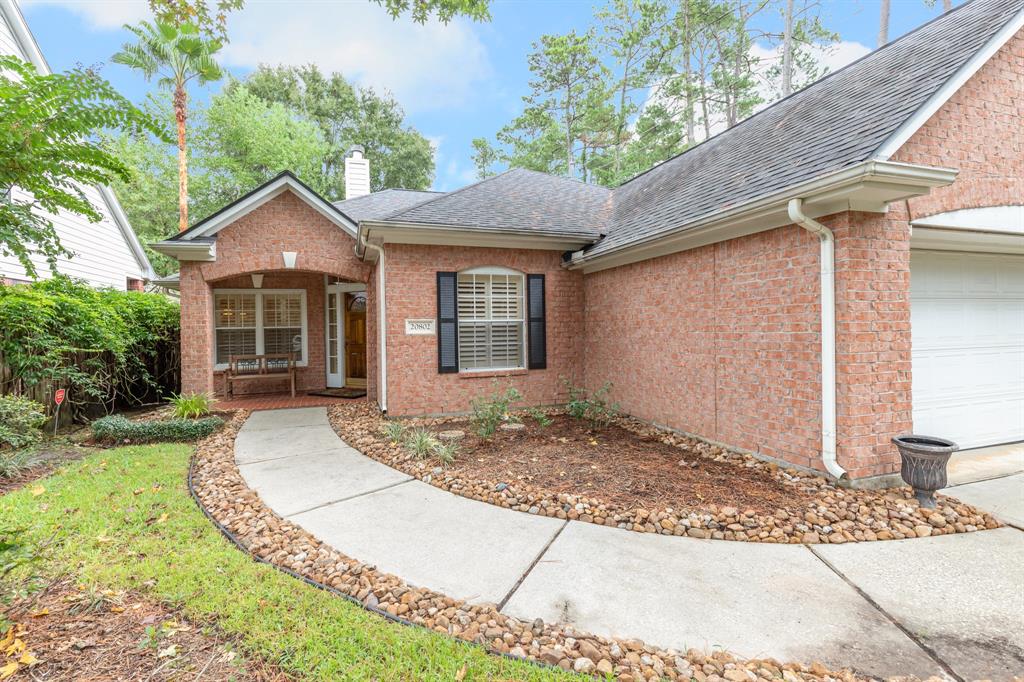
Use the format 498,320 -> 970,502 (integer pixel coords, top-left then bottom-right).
150,240 -> 217,262
571,160 -> 958,274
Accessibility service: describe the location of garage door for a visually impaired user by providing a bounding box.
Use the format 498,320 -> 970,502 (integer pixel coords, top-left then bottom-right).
911,251 -> 1024,449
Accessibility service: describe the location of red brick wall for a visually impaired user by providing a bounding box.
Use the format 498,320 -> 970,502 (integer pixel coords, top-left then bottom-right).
893,30 -> 1023,219
178,191 -> 377,401
383,244 -> 583,415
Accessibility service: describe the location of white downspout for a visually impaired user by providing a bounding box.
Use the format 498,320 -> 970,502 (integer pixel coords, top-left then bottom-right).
358,239 -> 388,413
788,198 -> 847,481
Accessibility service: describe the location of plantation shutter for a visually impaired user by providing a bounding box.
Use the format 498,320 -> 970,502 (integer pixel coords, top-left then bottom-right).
527,274 -> 546,370
437,272 -> 459,373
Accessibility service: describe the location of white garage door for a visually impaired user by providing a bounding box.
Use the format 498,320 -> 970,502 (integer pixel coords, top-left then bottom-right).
911,251 -> 1024,449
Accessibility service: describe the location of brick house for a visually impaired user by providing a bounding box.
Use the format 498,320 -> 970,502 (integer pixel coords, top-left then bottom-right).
154,0 -> 1023,487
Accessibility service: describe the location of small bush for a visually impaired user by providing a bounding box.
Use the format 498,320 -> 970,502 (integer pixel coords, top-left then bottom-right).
431,440 -> 460,466
0,450 -> 39,480
0,395 -> 46,450
404,427 -> 439,459
563,379 -> 620,429
525,407 -> 552,428
470,383 -> 522,438
381,420 -> 407,444
91,414 -> 223,444
169,392 -> 212,419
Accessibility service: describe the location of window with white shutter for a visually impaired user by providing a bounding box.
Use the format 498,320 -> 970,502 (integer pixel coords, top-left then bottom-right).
213,289 -> 307,368
456,268 -> 525,371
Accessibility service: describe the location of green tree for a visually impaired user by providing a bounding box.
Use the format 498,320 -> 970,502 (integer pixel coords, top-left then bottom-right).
376,0 -> 491,23
0,56 -> 166,279
236,64 -> 434,198
148,0 -> 244,41
113,20 -> 224,233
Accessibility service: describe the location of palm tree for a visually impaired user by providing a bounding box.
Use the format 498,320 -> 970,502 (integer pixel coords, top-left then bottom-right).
114,21 -> 223,232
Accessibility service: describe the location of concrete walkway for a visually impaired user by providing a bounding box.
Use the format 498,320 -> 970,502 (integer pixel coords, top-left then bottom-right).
235,408 -> 1024,681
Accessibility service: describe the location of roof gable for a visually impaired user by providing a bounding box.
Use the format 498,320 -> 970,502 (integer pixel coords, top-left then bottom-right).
173,171 -> 358,242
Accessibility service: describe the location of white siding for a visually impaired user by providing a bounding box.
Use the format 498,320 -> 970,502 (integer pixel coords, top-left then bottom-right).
0,3 -> 148,290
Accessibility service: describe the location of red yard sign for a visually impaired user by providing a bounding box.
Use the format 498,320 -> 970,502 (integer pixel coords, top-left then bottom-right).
54,388 -> 65,406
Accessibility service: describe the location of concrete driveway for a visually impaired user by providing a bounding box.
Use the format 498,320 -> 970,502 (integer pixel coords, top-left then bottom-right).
235,407 -> 1024,681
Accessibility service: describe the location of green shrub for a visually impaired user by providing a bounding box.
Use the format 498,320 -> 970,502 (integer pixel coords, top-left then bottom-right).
470,383 -> 522,438
0,395 -> 46,450
169,392 -> 212,419
525,406 -> 553,428
431,439 -> 460,466
404,427 -> 439,459
0,276 -> 180,421
91,414 -> 223,444
562,379 -> 620,429
381,420 -> 407,444
0,450 -> 39,479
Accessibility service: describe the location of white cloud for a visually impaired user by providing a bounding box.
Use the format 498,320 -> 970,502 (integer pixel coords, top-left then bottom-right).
23,0 -> 149,30
220,1 -> 493,112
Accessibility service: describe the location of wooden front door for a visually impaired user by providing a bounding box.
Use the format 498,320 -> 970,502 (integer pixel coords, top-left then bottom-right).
344,292 -> 367,388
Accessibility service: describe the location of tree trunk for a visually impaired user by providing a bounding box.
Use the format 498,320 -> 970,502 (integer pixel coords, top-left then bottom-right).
782,0 -> 795,96
174,83 -> 189,232
942,0 -> 951,11
878,0 -> 890,47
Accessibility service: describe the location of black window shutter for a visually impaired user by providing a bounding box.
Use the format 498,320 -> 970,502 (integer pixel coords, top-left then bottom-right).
437,272 -> 459,373
527,274 -> 546,370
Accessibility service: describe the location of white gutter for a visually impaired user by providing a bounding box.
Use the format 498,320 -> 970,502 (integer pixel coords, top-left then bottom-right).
357,236 -> 388,413
788,198 -> 846,481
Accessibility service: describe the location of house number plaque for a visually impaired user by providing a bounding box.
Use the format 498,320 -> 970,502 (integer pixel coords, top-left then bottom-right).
405,319 -> 436,335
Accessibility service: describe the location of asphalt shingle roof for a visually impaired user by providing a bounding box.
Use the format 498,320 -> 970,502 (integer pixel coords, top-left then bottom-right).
587,0 -> 1021,257
332,188 -> 442,222
383,168 -> 611,239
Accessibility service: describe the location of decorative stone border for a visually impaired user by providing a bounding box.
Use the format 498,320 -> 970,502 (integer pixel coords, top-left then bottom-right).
327,403 -> 1000,545
189,410 -> 869,682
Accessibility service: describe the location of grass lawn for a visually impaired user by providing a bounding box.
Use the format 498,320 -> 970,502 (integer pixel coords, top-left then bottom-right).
1,443 -> 578,681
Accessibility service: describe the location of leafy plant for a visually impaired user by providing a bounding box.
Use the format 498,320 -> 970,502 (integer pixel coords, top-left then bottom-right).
169,392 -> 212,419
381,420 -> 407,444
470,383 -> 522,438
526,406 -> 552,428
0,277 -> 180,421
404,428 -> 439,459
0,451 -> 39,480
562,378 -> 620,429
0,396 -> 46,450
0,56 -> 167,278
92,415 -> 223,444
431,440 -> 460,466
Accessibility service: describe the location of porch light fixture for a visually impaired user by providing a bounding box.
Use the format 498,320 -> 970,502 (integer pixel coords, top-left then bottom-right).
251,273 -> 264,288
282,251 -> 297,269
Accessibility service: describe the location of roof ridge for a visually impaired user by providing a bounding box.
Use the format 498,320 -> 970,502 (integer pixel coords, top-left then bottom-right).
383,168 -> 521,221
613,0 -> 990,192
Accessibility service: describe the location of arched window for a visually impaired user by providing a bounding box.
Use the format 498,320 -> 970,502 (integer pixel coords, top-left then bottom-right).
457,267 -> 525,371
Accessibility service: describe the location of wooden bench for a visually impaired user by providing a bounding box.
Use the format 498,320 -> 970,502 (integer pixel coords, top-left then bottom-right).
225,353 -> 296,399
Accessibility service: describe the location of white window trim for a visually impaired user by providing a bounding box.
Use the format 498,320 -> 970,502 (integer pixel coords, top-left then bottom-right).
212,288 -> 308,370
456,268 -> 527,373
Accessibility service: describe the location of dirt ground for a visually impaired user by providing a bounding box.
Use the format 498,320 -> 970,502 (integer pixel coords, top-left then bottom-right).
432,415 -> 810,513
2,581 -> 288,681
0,447 -> 96,496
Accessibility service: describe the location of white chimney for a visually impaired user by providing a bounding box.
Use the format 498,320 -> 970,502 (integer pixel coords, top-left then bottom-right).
344,145 -> 371,200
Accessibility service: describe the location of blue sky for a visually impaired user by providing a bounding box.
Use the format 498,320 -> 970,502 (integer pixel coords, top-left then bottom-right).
22,0 -> 953,192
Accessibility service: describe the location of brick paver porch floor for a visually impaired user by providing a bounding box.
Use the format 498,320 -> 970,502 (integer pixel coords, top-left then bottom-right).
214,392 -> 361,412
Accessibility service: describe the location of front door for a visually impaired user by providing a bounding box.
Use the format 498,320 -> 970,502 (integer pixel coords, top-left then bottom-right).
344,292 -> 367,388
325,282 -> 367,389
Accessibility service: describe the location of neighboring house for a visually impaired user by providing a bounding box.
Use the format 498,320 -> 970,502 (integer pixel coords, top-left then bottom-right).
0,0 -> 153,290
153,0 -> 1023,486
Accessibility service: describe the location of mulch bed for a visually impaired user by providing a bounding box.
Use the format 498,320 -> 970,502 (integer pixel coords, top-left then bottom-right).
328,403 -> 1001,545
2,580 -> 287,681
192,411 -> 867,682
435,415 -> 807,514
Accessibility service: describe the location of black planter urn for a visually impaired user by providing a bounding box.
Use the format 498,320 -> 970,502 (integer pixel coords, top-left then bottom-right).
891,435 -> 958,508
